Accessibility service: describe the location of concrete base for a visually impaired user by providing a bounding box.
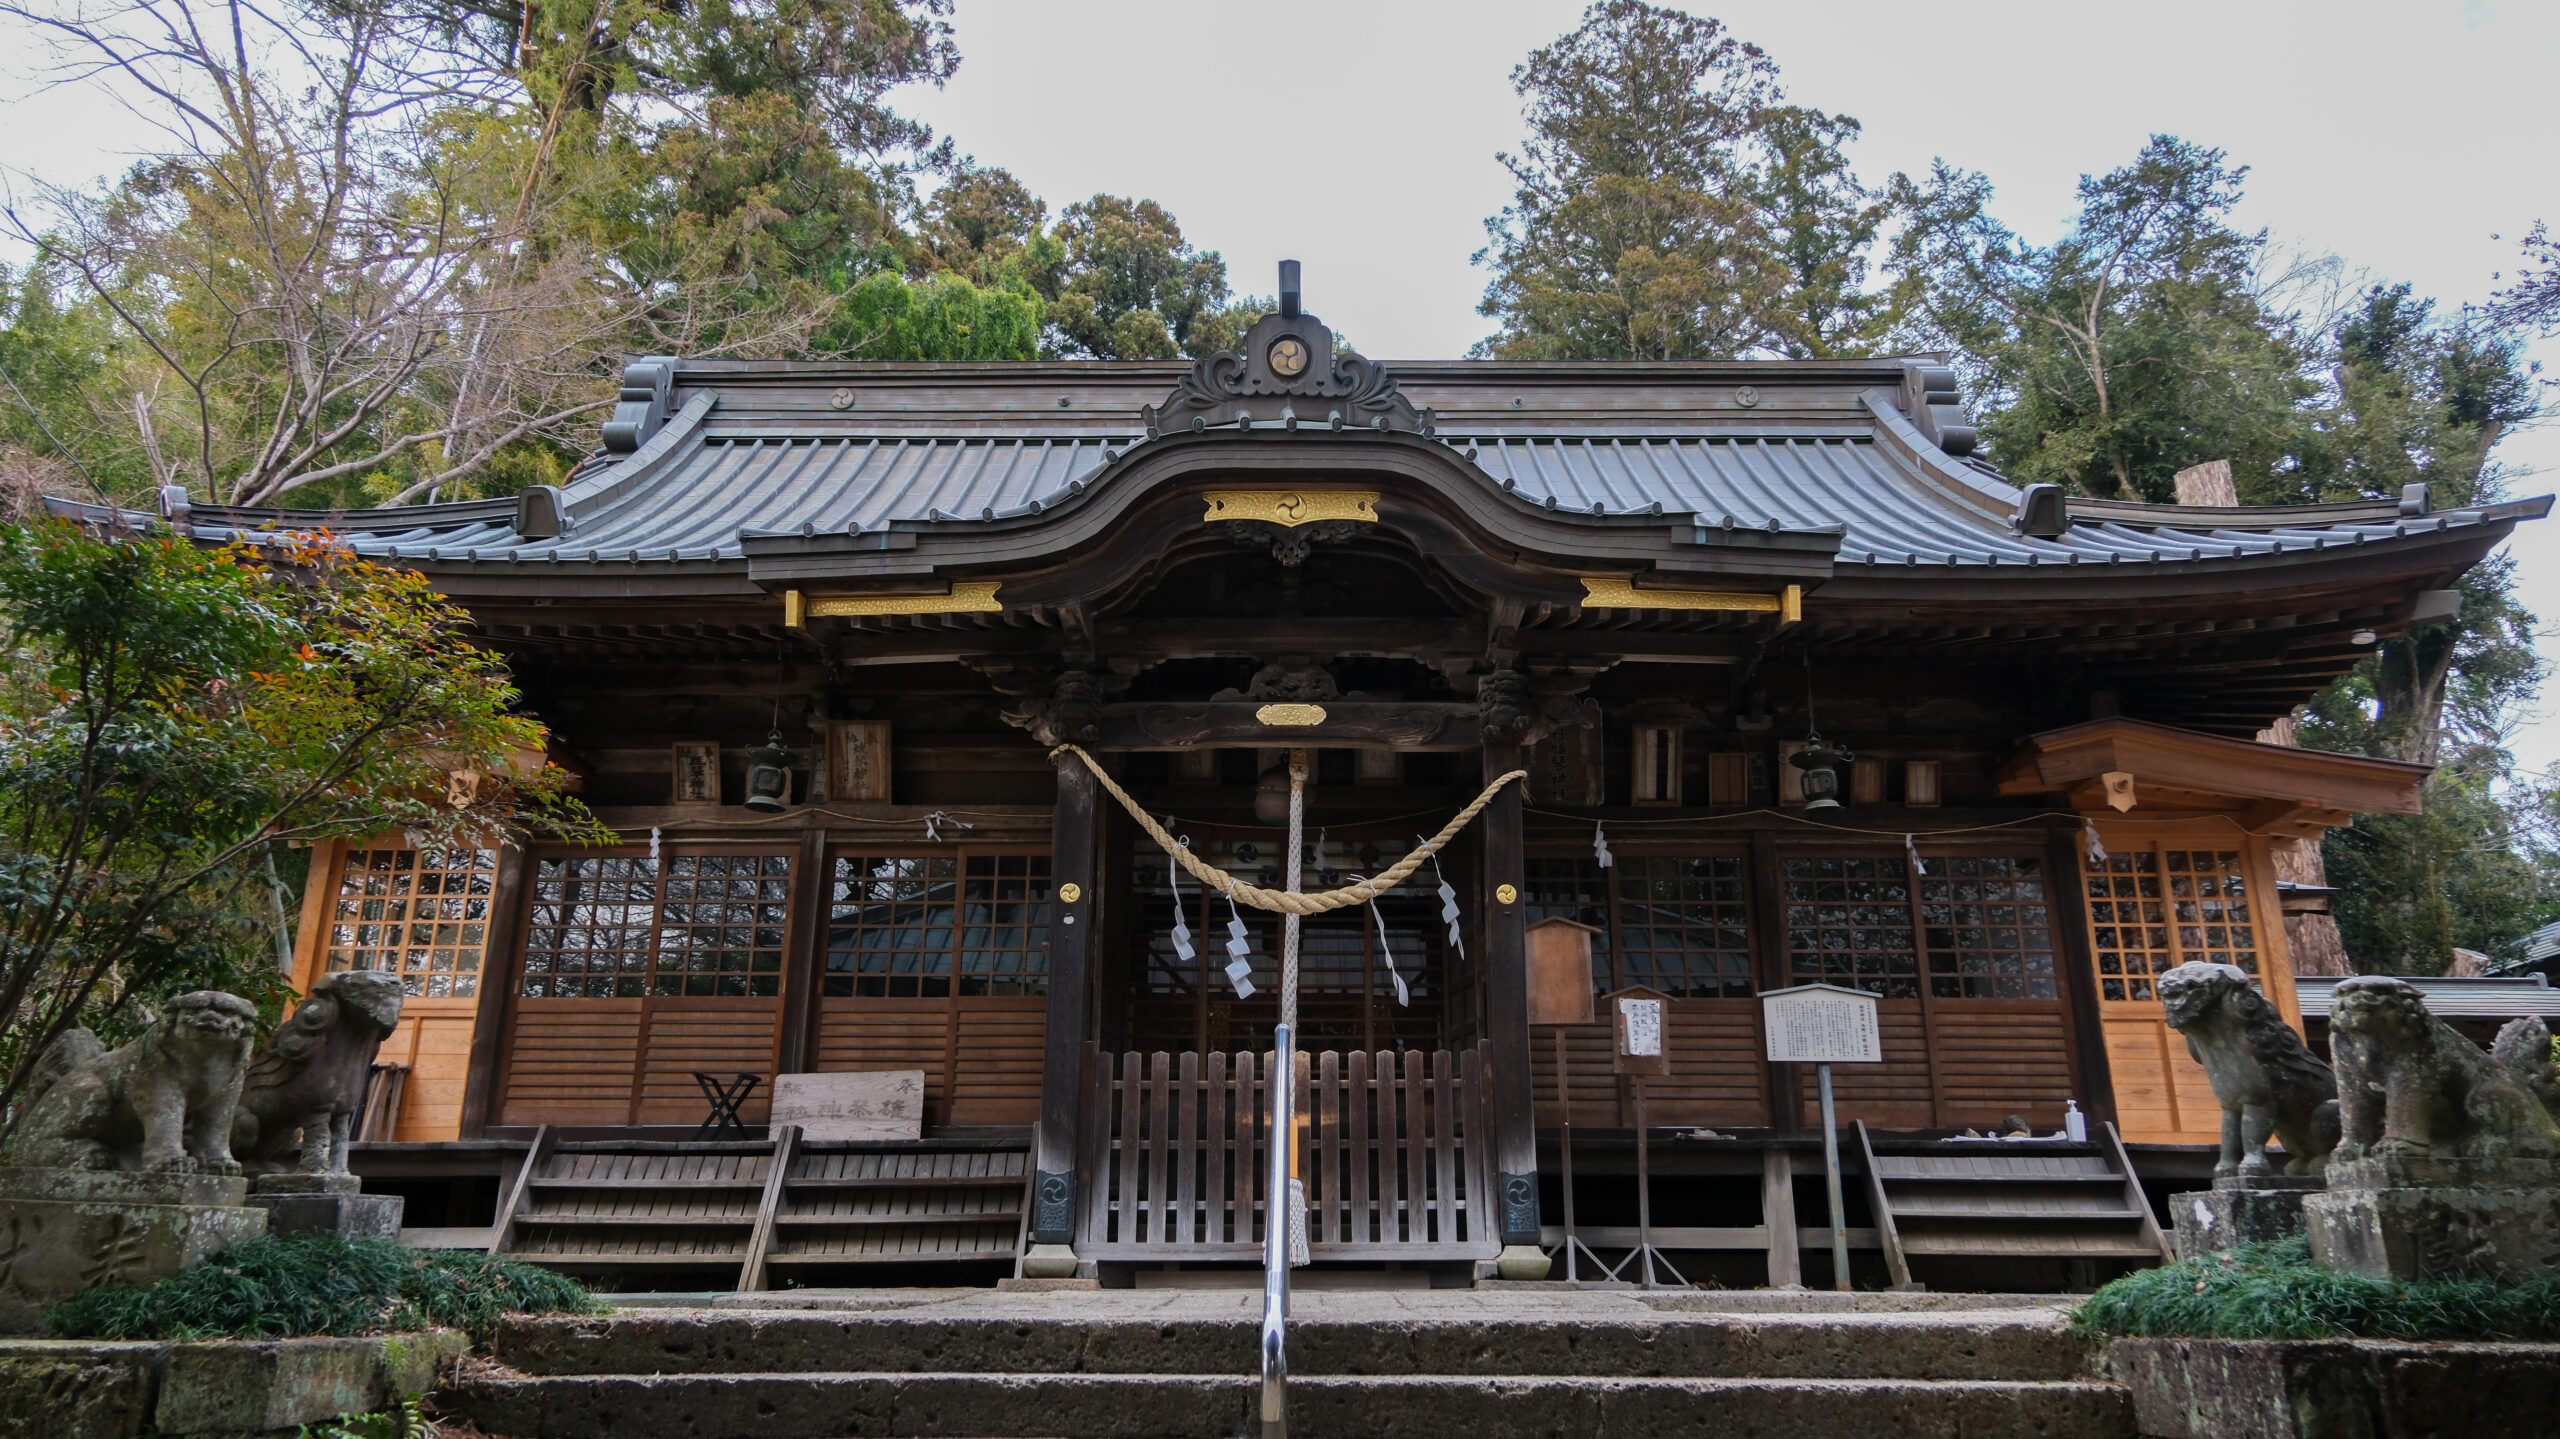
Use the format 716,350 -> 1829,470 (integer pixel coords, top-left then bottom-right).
1494,1244 -> 1552,1281
2172,1175 -> 2318,1260
0,1329 -> 463,1439
245,1177 -> 403,1240
2108,1336 -> 2560,1439
2305,1154 -> 2560,1282
1019,1243 -> 1079,1279
0,1168 -> 269,1333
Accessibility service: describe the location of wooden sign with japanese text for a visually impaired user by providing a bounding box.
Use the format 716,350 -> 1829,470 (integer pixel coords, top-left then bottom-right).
770,1069 -> 924,1141
1607,986 -> 1672,1077
1760,984 -> 1883,1064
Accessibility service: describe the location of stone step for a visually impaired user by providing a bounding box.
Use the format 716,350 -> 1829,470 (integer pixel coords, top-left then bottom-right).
451,1370 -> 2137,1439
489,1308 -> 2097,1383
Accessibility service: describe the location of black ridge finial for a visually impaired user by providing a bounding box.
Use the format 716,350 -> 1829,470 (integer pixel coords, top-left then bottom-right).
1278,259 -> 1301,318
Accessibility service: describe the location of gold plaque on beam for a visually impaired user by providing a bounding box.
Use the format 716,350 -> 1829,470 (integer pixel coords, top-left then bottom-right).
1579,577 -> 1799,614
1255,703 -> 1328,727
1202,491 -> 1380,528
806,581 -> 1003,617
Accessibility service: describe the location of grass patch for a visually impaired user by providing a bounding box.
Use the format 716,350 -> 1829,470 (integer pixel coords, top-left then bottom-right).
2074,1237 -> 2560,1342
45,1232 -> 599,1343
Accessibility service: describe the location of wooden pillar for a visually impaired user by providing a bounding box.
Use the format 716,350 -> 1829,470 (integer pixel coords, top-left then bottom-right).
2045,821 -> 2119,1125
1748,832 -> 1803,1134
1480,740 -> 1542,1250
1761,1145 -> 1801,1288
458,841 -> 532,1138
1031,756 -> 1101,1247
776,827 -> 829,1077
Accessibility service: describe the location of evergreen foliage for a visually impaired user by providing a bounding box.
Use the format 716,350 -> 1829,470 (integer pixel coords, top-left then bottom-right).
2074,1237 -> 2560,1342
44,1232 -> 597,1343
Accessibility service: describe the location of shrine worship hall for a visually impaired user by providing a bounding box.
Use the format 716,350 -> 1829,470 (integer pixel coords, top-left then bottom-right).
121,271 -> 2546,1293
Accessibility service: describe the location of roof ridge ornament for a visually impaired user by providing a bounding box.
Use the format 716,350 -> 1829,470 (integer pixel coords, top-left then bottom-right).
1144,262 -> 1428,436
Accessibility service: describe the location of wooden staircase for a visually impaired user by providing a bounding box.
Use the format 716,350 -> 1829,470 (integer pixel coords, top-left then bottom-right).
1852,1120 -> 2171,1285
488,1127 -> 1031,1289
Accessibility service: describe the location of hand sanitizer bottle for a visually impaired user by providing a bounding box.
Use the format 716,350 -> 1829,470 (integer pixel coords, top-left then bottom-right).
2064,1099 -> 2088,1142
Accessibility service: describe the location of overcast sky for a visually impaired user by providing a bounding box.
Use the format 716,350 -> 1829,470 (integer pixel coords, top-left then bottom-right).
2,0 -> 2554,766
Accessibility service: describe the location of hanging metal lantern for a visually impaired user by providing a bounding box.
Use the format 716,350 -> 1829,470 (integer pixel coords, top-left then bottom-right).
1790,732 -> 1853,811
744,730 -> 792,813
1253,763 -> 1292,826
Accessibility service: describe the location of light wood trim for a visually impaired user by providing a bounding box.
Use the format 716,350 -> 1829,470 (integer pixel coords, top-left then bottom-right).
1852,1120 -> 1912,1288
1998,716 -> 2428,817
738,1124 -> 799,1291
488,1124 -> 554,1254
289,838 -> 350,992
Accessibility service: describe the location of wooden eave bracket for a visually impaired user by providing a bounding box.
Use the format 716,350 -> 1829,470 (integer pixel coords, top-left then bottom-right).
1997,717 -> 2427,826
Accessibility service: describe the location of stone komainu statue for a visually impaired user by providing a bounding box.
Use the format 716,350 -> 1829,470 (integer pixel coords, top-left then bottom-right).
2159,962 -> 2341,1177
231,970 -> 405,1176
10,991 -> 259,1174
2328,975 -> 2560,1165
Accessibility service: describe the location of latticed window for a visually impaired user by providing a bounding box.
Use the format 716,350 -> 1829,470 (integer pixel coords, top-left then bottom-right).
1782,856 -> 1919,997
1783,853 -> 2059,1000
1616,856 -> 1754,998
519,851 -> 793,999
824,852 -> 1051,998
1522,853 -> 1753,998
1918,855 -> 2058,999
2084,847 -> 2258,1002
326,846 -> 497,998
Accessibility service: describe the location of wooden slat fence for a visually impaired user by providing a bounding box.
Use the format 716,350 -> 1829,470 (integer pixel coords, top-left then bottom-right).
1075,1045 -> 1497,1261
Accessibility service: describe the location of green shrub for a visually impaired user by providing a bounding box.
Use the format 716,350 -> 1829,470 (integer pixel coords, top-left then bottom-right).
2075,1237 -> 2560,1341
45,1232 -> 598,1343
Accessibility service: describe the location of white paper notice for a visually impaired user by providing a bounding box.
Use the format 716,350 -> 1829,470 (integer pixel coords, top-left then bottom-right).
1619,997 -> 1664,1057
1761,987 -> 1883,1064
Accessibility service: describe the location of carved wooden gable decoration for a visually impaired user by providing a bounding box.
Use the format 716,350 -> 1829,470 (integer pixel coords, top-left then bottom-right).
1143,265 -> 1426,436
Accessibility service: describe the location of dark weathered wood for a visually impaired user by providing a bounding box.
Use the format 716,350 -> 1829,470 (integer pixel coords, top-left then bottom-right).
1479,740 -> 1539,1247
776,830 -> 829,1077
458,842 -> 531,1139
487,1124 -> 555,1255
1075,1046 -> 1494,1261
2104,1121 -> 2176,1263
2046,824 -> 2119,1126
738,1123 -> 798,1291
1745,832 -> 1801,1136
1853,1120 -> 1913,1288
1031,756 -> 1099,1244
1761,1147 -> 1801,1287
1095,701 -> 1483,751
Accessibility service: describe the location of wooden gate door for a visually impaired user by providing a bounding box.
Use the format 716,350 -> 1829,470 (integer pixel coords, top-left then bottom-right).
1073,1044 -> 1497,1262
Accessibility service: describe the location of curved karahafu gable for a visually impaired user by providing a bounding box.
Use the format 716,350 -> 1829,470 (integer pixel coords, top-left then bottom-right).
48,336 -> 2547,732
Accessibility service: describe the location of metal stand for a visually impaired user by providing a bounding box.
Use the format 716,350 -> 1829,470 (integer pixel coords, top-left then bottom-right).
1551,1026 -> 1607,1283
1818,1061 -> 1852,1292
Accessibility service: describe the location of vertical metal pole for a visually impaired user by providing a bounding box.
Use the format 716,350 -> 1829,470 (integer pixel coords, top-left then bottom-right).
1556,1026 -> 1577,1284
1819,1062 -> 1851,1292
1635,1076 -> 1654,1289
1281,749 -> 1306,1031
1261,1024 -> 1293,1439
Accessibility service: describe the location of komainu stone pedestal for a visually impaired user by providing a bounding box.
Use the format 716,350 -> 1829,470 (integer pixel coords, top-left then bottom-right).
2172,1174 -> 2320,1260
2304,1153 -> 2560,1282
245,1172 -> 403,1240
0,1168 -> 268,1332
